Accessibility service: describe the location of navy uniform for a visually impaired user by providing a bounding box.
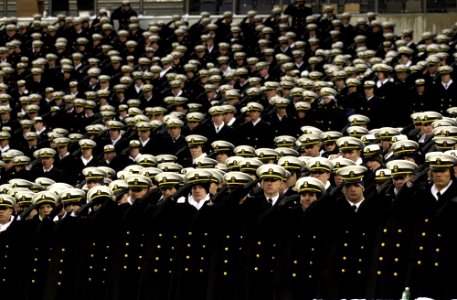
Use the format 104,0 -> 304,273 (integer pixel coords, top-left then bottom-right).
0,194 -> 28,299
242,164 -> 288,300
206,172 -> 257,300
43,189 -> 85,300
23,192 -> 58,300
320,166 -> 379,299
168,170 -> 214,300
367,160 -> 420,299
138,173 -> 184,300
108,175 -> 151,300
76,186 -> 119,300
280,177 -> 329,300
408,153 -> 457,299
314,88 -> 347,131
434,66 -> 457,115
239,102 -> 274,149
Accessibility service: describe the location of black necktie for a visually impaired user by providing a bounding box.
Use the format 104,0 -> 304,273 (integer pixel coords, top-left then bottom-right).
437,192 -> 442,199
352,205 -> 357,213
267,198 -> 273,206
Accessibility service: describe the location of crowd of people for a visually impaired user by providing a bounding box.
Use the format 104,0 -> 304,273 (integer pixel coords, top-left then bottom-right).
1,0 -> 457,299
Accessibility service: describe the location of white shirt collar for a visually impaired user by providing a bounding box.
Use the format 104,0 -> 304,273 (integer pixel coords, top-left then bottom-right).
81,155 -> 93,166
324,181 -> 331,190
214,122 -> 224,132
140,138 -> 150,147
252,118 -> 261,126
355,157 -> 363,165
226,117 -> 236,127
0,144 -> 10,152
0,216 -> 13,232
264,193 -> 280,206
442,79 -> 453,89
192,152 -> 207,163
188,193 -> 210,210
431,180 -> 453,201
43,165 -> 54,173
347,198 -> 364,212
111,135 -> 122,145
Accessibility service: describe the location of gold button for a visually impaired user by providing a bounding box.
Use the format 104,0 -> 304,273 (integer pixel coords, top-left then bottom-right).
377,271 -> 381,275
59,271 -> 63,275
394,272 -> 398,277
256,254 -> 260,258
435,262 -> 439,267
357,270 -> 362,275
200,257 -> 205,261
254,267 -> 259,271
421,232 -> 426,237
381,243 -> 385,247
187,244 -> 191,248
125,242 -> 130,246
184,268 -> 189,272
343,243 -> 348,247
223,272 -> 228,276
124,254 -> 128,258
61,248 -> 65,252
224,247 -> 229,251
226,235 -> 230,239
341,269 -> 346,273
383,228 -> 387,233
417,260 -> 422,265
88,278 -> 92,282
397,229 -> 402,233
379,257 -> 383,261
292,273 -> 296,277
33,269 -> 37,272
419,246 -> 424,251
395,258 -> 399,262
224,260 -> 228,264
257,241 -> 262,245
436,248 -> 440,252
57,282 -> 61,286
154,269 -> 158,273
188,231 -> 192,236
342,256 -> 347,261
185,256 -> 190,260
424,219 -> 429,223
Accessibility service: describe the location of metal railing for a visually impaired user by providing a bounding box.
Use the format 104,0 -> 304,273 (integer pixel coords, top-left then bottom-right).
1,0 -> 456,17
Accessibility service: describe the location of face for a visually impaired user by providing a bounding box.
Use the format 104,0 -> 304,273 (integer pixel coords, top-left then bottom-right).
87,180 -> 101,189
212,114 -> 224,125
38,203 -> 53,218
139,130 -> 150,140
300,192 -> 318,210
129,187 -> 148,201
41,157 -> 54,169
341,149 -> 361,162
333,174 -> 344,186
216,152 -> 228,163
0,207 -> 13,224
303,143 -> 320,157
249,111 -> 261,121
287,172 -> 298,188
343,183 -> 364,203
189,146 -> 203,158
109,129 -> 120,140
64,203 -> 80,213
168,127 -> 181,138
261,178 -> 283,197
380,140 -> 391,151
392,174 -> 413,191
366,160 -> 381,171
310,171 -> 330,184
191,185 -> 207,201
82,148 -> 93,158
422,123 -> 433,135
161,186 -> 177,198
324,142 -> 336,153
432,169 -> 452,190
